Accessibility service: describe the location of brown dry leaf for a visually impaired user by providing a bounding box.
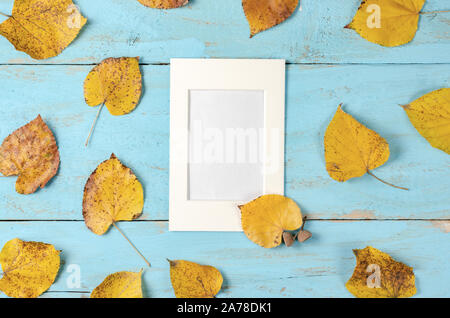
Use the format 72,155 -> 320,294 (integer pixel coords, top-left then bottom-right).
137,0 -> 188,9
83,57 -> 142,146
324,105 -> 407,190
346,246 -> 416,298
0,238 -> 60,298
0,0 -> 86,59
345,0 -> 425,47
91,270 -> 143,298
83,154 -> 150,266
169,260 -> 223,298
243,0 -> 299,37
402,88 -> 450,154
0,115 -> 60,194
239,194 -> 302,248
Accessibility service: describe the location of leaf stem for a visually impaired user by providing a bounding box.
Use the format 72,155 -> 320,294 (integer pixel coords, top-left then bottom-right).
85,103 -> 104,147
367,170 -> 409,191
0,12 -> 11,18
420,10 -> 450,15
112,222 -> 151,267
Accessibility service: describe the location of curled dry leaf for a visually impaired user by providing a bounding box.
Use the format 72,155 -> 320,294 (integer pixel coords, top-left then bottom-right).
282,232 -> 294,247
346,246 -> 416,298
297,230 -> 312,243
402,88 -> 450,154
0,238 -> 60,298
137,0 -> 188,9
239,194 -> 303,248
0,115 -> 60,194
345,0 -> 425,47
242,0 -> 299,37
91,270 -> 143,298
169,260 -> 223,298
84,57 -> 142,146
324,105 -> 407,190
83,154 -> 144,235
0,0 -> 86,59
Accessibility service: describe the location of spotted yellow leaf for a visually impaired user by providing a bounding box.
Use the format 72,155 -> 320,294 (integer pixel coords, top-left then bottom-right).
0,0 -> 86,59
83,154 -> 144,235
243,0 -> 299,37
324,105 -> 407,190
239,194 -> 302,248
137,0 -> 188,9
91,270 -> 143,298
345,0 -> 425,47
169,260 -> 223,298
0,238 -> 60,298
83,57 -> 142,145
346,246 -> 416,298
0,115 -> 60,194
402,88 -> 450,154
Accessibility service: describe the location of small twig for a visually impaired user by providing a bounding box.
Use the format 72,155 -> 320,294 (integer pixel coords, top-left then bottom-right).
294,216 -> 308,240
112,222 -> 151,267
367,170 -> 409,191
420,10 -> 450,15
85,103 -> 104,147
0,12 -> 11,18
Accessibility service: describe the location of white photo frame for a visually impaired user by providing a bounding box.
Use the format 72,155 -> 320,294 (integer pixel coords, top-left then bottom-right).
169,59 -> 285,231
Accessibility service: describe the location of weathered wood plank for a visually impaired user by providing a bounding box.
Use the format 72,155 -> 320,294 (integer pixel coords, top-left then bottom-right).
0,64 -> 448,220
0,220 -> 448,298
0,0 -> 449,64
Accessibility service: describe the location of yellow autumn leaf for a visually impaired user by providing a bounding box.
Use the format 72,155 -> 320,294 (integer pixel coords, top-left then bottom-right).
137,0 -> 188,9
402,88 -> 450,154
83,154 -> 144,235
345,0 -> 425,47
0,0 -> 86,59
239,194 -> 302,248
346,246 -> 416,298
324,105 -> 407,190
242,0 -> 299,37
0,115 -> 60,194
169,260 -> 223,298
91,270 -> 143,298
83,57 -> 142,146
0,238 -> 60,298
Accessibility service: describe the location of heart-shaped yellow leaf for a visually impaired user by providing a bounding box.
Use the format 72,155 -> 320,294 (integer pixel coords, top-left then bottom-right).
324,105 -> 407,190
0,115 -> 60,194
0,238 -> 60,298
345,0 -> 425,47
346,246 -> 416,298
242,0 -> 299,37
83,154 -> 144,235
91,270 -> 143,298
0,0 -> 86,59
137,0 -> 188,9
239,194 -> 302,248
169,260 -> 223,298
402,88 -> 450,154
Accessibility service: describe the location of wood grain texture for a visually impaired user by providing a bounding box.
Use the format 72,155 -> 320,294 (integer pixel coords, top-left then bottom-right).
0,221 -> 447,298
0,64 -> 448,220
0,0 -> 449,64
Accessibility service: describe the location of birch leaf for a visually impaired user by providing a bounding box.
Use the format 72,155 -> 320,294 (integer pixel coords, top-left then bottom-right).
346,246 -> 416,298
0,238 -> 60,298
324,105 -> 407,190
83,57 -> 142,146
239,194 -> 302,248
243,0 -> 299,37
345,0 -> 425,47
91,271 -> 143,298
0,0 -> 86,59
137,0 -> 188,9
402,88 -> 450,154
0,115 -> 60,194
169,260 -> 223,298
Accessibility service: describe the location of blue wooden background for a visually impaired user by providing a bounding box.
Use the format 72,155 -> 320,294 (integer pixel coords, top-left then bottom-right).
0,0 -> 449,298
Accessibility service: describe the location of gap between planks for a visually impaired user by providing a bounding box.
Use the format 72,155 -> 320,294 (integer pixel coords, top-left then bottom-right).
0,219 -> 447,222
